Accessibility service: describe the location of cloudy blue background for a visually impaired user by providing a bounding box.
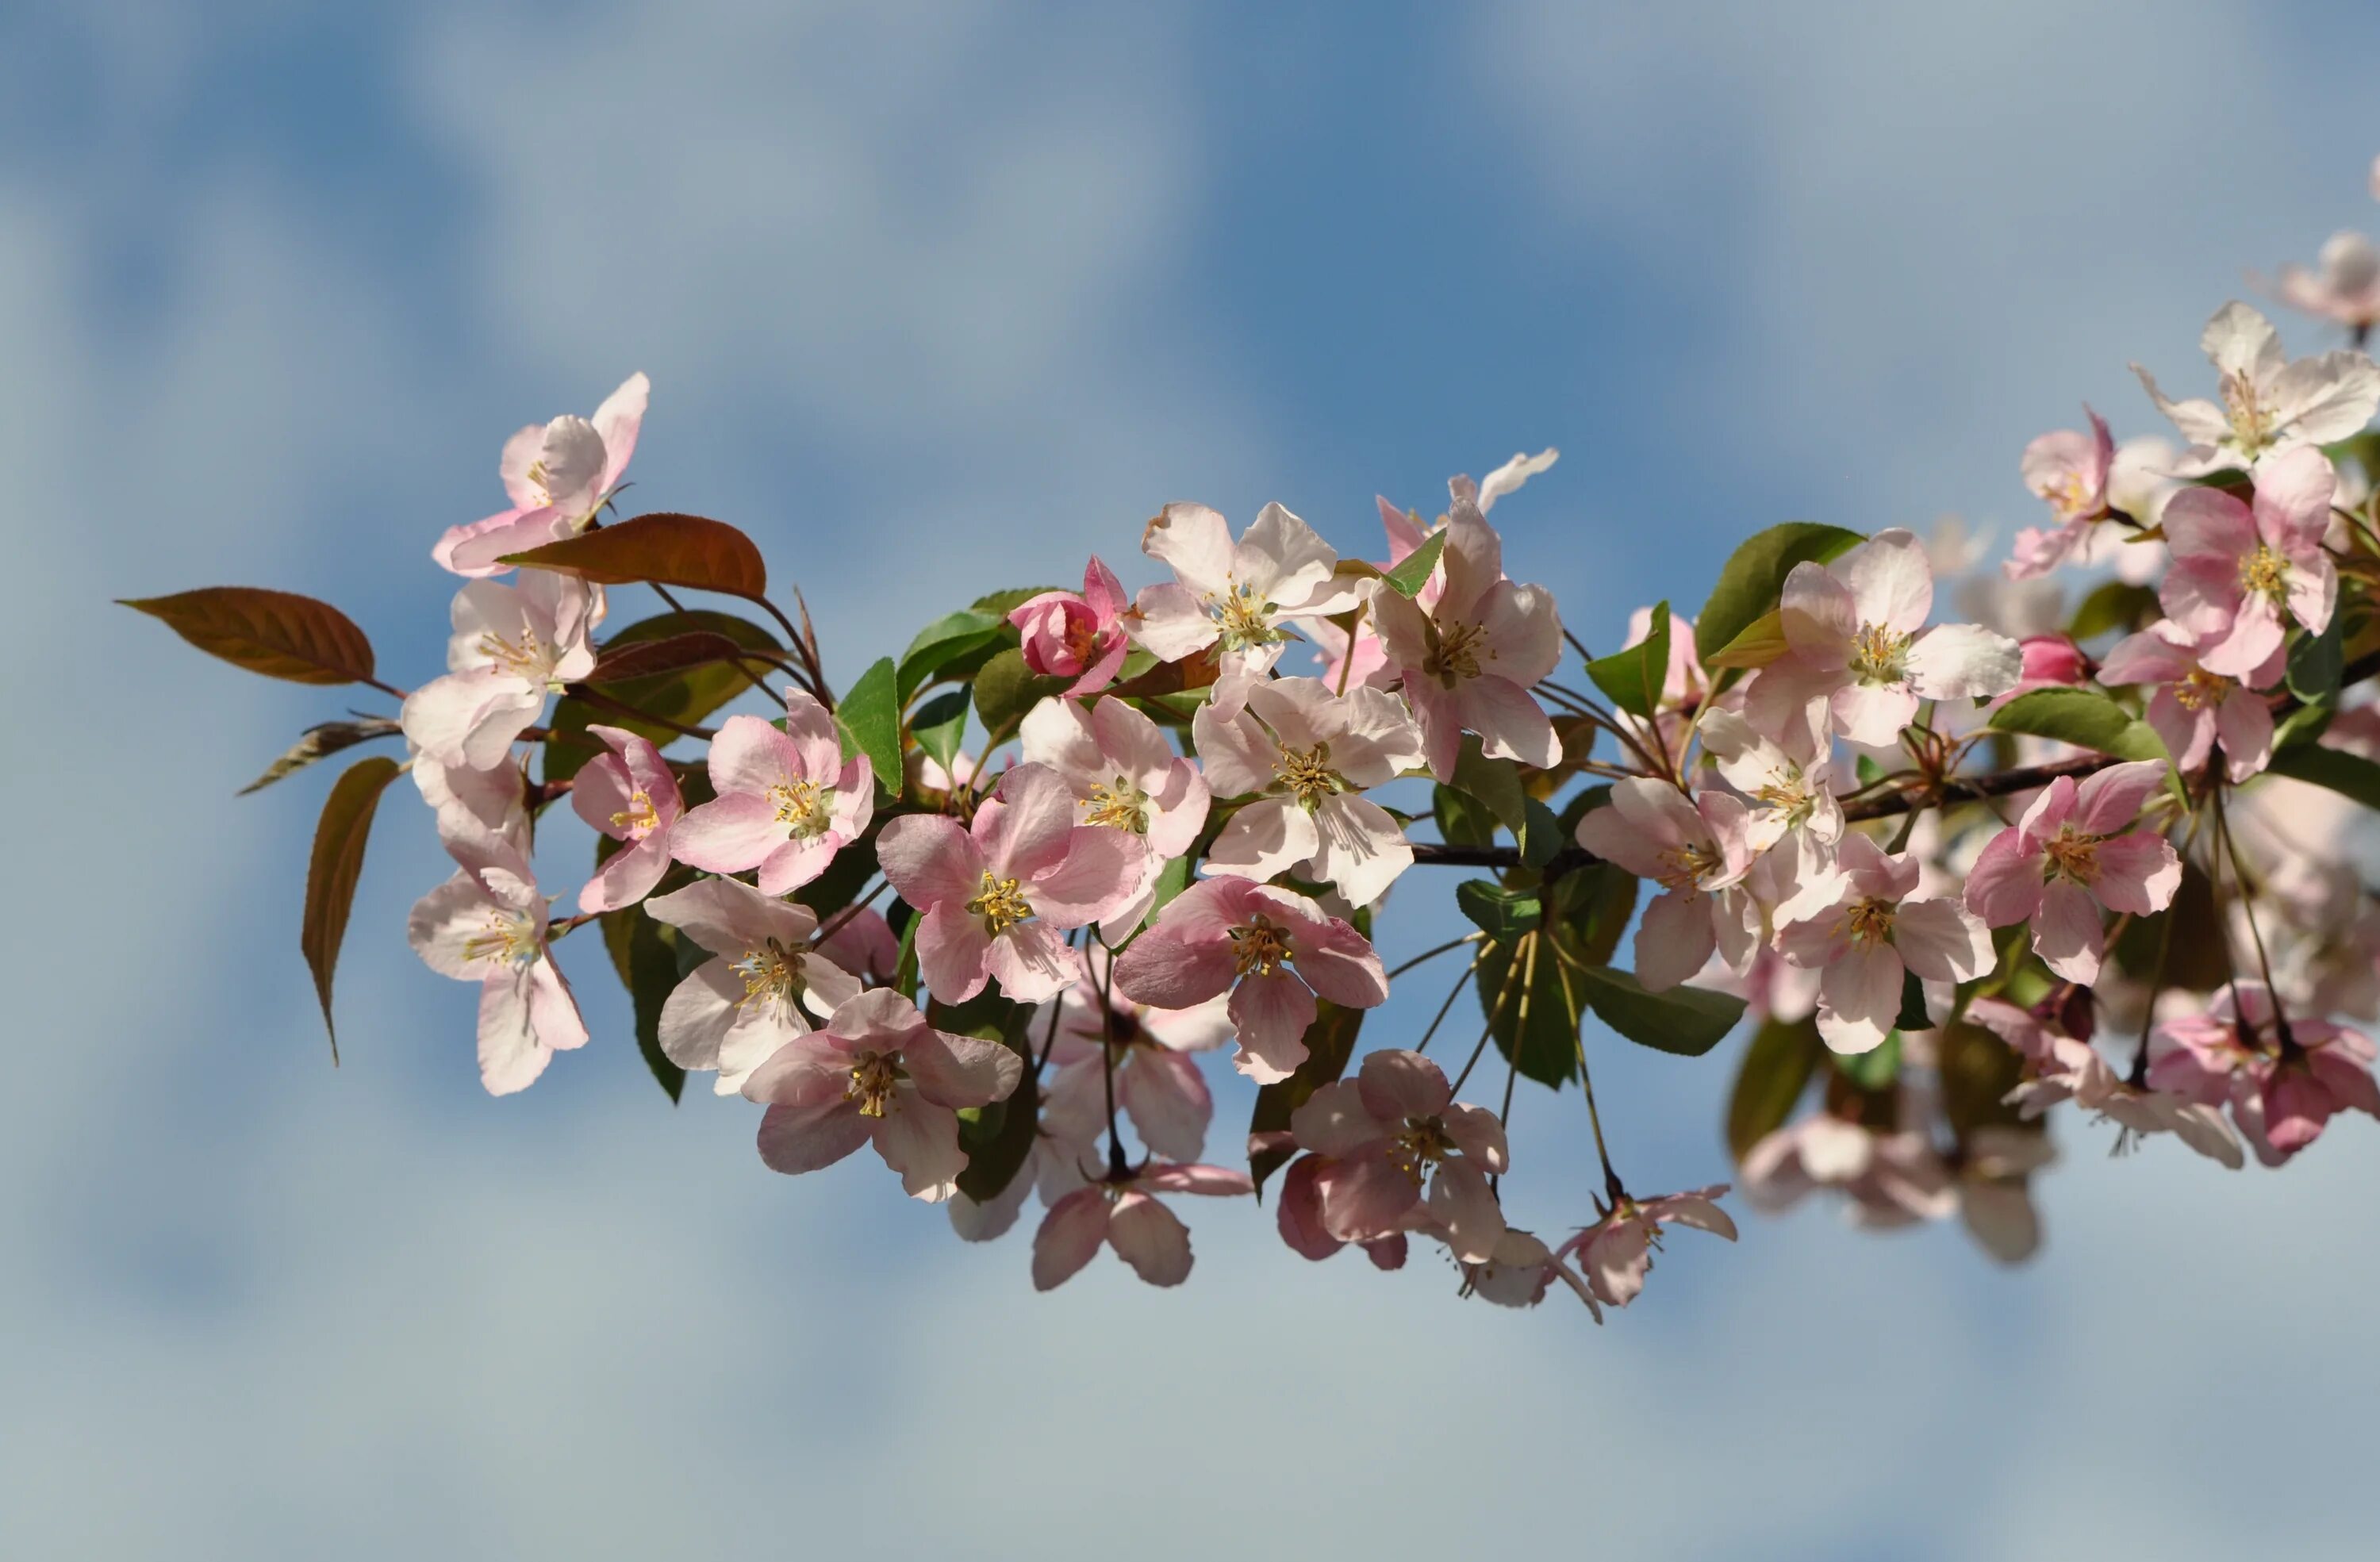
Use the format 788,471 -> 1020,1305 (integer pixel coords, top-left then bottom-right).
7,2 -> 2378,1556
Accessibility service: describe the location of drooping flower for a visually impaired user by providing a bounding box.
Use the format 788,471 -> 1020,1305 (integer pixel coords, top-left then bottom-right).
1552,1186 -> 1737,1310
1367,499 -> 1563,779
407,839 -> 589,1096
1969,997 -> 2243,1169
876,762 -> 1143,1004
400,571 -> 600,770
1018,694 -> 1208,935
2098,619 -> 2282,782
643,874 -> 864,1096
2006,405 -> 2116,579
2156,444 -> 2338,678
2133,301 -> 2380,471
1757,528 -> 2021,746
2149,983 -> 2380,1161
671,692 -> 874,896
1042,942 -> 1232,1161
1126,501 -> 1344,703
411,747 -> 529,865
1110,875 -> 1388,1083
1964,760 -> 2182,984
744,988 -> 1023,1201
1739,1115 -> 1956,1228
1192,677 -> 1426,907
1777,831 -> 1994,1053
2262,231 -> 2380,334
1273,1153 -> 1411,1271
1031,1161 -> 1253,1290
1572,779 -> 1758,992
570,724 -> 685,913
1009,556 -> 1131,696
1955,1126 -> 2056,1263
1285,1049 -> 1510,1263
434,373 -> 650,576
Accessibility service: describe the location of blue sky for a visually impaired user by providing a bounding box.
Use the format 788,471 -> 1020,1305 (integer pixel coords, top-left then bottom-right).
8,2 -> 2380,1556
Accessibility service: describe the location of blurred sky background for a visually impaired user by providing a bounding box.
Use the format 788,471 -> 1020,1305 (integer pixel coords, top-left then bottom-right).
7,2 -> 2380,1557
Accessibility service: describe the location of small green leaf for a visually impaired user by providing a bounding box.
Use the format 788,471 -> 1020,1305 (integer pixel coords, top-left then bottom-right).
911,688 -> 971,773
835,655 -> 903,801
2286,616 -> 2345,704
1987,687 -> 2181,801
898,608 -> 1005,704
956,1071 -> 1038,1203
2273,700 -> 2335,754
970,585 -> 1067,617
1518,795 -> 1566,871
973,646 -> 1069,736
1378,530 -> 1449,597
1576,965 -> 1745,1057
2067,580 -> 2159,642
1695,522 -> 1865,662
1248,1000 -> 1365,1193
2267,741 -> 2380,810
1586,601 -> 1671,720
1703,607 -> 1790,671
890,901 -> 920,1000
1449,737 -> 1529,834
1433,783 -> 1498,849
1456,881 -> 1541,943
1726,1015 -> 1824,1161
1145,854 -> 1193,926
601,903 -> 689,1103
1895,969 -> 1933,1032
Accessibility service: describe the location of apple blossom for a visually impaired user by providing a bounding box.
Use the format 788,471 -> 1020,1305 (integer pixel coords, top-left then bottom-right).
1285,1049 -> 1511,1263
1573,780 -> 1758,992
2134,301 -> 2380,471
1018,693 -> 1209,935
570,724 -> 685,914
1009,556 -> 1130,695
1552,1186 -> 1737,1310
1273,1153 -> 1411,1271
2156,444 -> 2338,678
1778,832 -> 1993,1054
672,693 -> 874,896
406,839 -> 589,1096
1965,761 -> 2182,985
2006,405 -> 2115,579
1127,501 -> 1343,702
1031,1161 -> 1253,1290
2263,231 -> 2380,334
400,570 -> 600,770
1739,1115 -> 1957,1227
643,874 -> 863,1096
433,372 -> 650,576
2098,620 -> 2281,782
1042,944 -> 1232,1161
2150,983 -> 2380,1160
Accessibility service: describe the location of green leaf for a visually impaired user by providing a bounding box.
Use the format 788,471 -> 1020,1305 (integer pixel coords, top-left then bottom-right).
911,688 -> 972,773
545,609 -> 781,783
1449,736 -> 1529,834
1895,969 -> 1933,1032
1586,600 -> 1670,720
121,586 -> 378,686
1378,530 -> 1449,597
1477,928 -> 1587,1087
601,903 -> 689,1103
1433,782 -> 1498,849
2267,742 -> 2380,809
237,717 -> 402,796
500,512 -> 767,597
1456,881 -> 1541,942
2067,580 -> 2159,642
1576,965 -> 1745,1057
1549,857 -> 1637,968
835,655 -> 902,800
2273,700 -> 2335,754
1702,607 -> 1790,672
1726,1015 -> 1824,1161
890,901 -> 920,1000
300,755 -> 404,1061
1248,1000 -> 1365,1193
1833,1030 -> 1902,1092
971,586 -> 1066,617
973,646 -> 1069,736
1987,687 -> 2182,801
956,1071 -> 1038,1203
2286,616 -> 2345,704
1695,522 -> 1865,663
898,608 -> 1006,704
1145,853 -> 1194,926
1937,1021 -> 2024,1138
1518,795 -> 1566,871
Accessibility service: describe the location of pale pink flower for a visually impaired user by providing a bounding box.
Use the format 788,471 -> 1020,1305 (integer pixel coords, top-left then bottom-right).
1964,761 -> 2182,984
1778,832 -> 1993,1054
1192,677 -> 1425,908
1994,634 -> 2090,704
2006,405 -> 2116,578
1956,1127 -> 2055,1263
1698,702 -> 1841,862
2261,231 -> 2380,333
1273,1153 -> 1411,1272
1759,528 -> 2021,746
570,724 -> 684,913
1286,1049 -> 1511,1263
1367,499 -> 1563,779
946,1131 -> 1097,1244
1009,556 -> 1130,695
1552,1185 -> 1736,1310
1019,694 -> 1209,935
407,839 -> 588,1096
2098,619 -> 2282,782
2133,301 -> 2380,471
877,762 -> 1143,1004
1740,1116 -> 1956,1227
400,571 -> 600,769
1573,779 -> 1759,992
672,692 -> 874,896
1462,1230 -> 1602,1314
1970,997 -> 2244,1169
1031,1161 -> 1252,1290
2150,984 -> 2379,1160
1042,943 -> 1232,1161
643,874 -> 863,1096
744,988 -> 1023,1201
1127,501 -> 1343,701
2157,445 -> 2338,678
1452,447 -> 1561,516
1294,497 -> 1440,688
410,748 -> 529,865
434,373 -> 649,576
1110,875 -> 1388,1083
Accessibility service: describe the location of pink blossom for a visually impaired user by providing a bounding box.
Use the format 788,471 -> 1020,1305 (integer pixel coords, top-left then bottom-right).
1286,1049 -> 1511,1263
1294,497 -> 1441,688
1273,1153 -> 1411,1271
407,839 -> 589,1096
1740,1116 -> 1956,1227
2098,620 -> 2281,782
1964,761 -> 2182,984
2157,444 -> 2338,678
1552,1185 -> 1737,1310
877,763 -> 1144,1004
2261,231 -> 2380,333
643,874 -> 864,1096
672,692 -> 874,896
1452,447 -> 1561,516
1019,694 -> 1209,935
1031,1161 -> 1253,1289
1042,943 -> 1231,1161
1462,1230 -> 1602,1314
1778,832 -> 1993,1053
946,1131 -> 1097,1245
1698,701 -> 1842,863
744,988 -> 1023,1201
2007,405 -> 2116,579
434,373 -> 649,576
1009,556 -> 1131,695
1109,875 -> 1388,1083
570,724 -> 685,913
1192,677 -> 1425,908
1573,780 -> 1759,992
1759,528 -> 2021,746
816,907 -> 901,984
2134,301 -> 2380,471
1995,634 -> 2090,704
2150,984 -> 2379,1160
1367,499 -> 1563,779
1970,997 -> 2243,1169
400,571 -> 600,770
1956,1127 -> 2056,1263
1127,501 -> 1343,701
410,748 -> 528,866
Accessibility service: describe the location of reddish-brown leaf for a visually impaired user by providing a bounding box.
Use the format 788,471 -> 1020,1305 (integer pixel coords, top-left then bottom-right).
1109,644 -> 1221,700
302,755 -> 403,1061
120,586 -> 377,686
588,629 -> 752,684
500,512 -> 768,598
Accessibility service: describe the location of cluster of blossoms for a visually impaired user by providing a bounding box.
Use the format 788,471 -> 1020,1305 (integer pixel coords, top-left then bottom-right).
130,154 -> 2380,1314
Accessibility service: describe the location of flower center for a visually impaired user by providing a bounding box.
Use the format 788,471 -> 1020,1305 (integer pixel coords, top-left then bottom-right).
1207,578 -> 1282,651
734,937 -> 805,1011
1424,620 -> 1487,685
1844,896 -> 1897,947
1848,622 -> 1911,685
2220,369 -> 2276,454
2237,544 -> 2290,602
1062,615 -> 1105,666
1275,743 -> 1342,808
2036,470 -> 2094,520
609,789 -> 660,839
475,625 -> 548,677
1752,771 -> 1813,826
1230,915 -> 1292,977
2175,666 -> 2233,711
1388,1116 -> 1453,1185
1654,839 -> 1721,892
1082,775 -> 1148,832
966,871 -> 1034,933
769,778 -> 831,839
2043,825 -> 2099,885
461,910 -> 537,967
846,1052 -> 905,1118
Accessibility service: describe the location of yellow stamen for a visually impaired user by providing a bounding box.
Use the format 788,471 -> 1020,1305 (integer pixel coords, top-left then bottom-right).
1207,578 -> 1282,651
1654,841 -> 1721,892
1083,775 -> 1147,832
1424,620 -> 1487,684
1274,743 -> 1341,808
2238,544 -> 2289,602
846,1053 -> 904,1118
1230,916 -> 1291,977
966,871 -> 1033,933
734,937 -> 804,1011
769,778 -> 830,838
1844,897 -> 1896,947
1388,1116 -> 1453,1185
609,789 -> 660,839
2044,825 -> 2099,885
1848,622 -> 1911,685
461,911 -> 536,967
474,626 -> 547,676
2175,667 -> 2233,712
2220,369 -> 2276,455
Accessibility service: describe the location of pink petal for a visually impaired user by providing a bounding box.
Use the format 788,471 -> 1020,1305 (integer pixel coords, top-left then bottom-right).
874,813 -> 985,909
1355,1048 -> 1452,1122
2032,880 -> 2105,984
870,1096 -> 968,1200
1226,970 -> 1318,1083
1031,1188 -> 1111,1291
1119,1051 -> 1211,1161
2091,831 -> 2182,916
1106,1191 -> 1195,1287
1426,1159 -> 1506,1264
756,1099 -> 871,1175
984,920 -> 1082,1004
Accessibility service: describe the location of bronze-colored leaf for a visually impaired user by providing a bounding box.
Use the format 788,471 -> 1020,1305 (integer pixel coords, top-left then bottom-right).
239,718 -> 402,796
121,587 -> 377,685
301,756 -> 404,1061
587,630 -> 751,683
499,512 -> 767,598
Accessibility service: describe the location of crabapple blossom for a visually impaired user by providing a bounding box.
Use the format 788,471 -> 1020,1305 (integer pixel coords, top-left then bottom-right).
2151,983 -> 2380,1160
1995,634 -> 2090,704
1965,761 -> 2182,985
2098,620 -> 2282,782
1273,1153 -> 1411,1270
671,693 -> 873,896
2134,301 -> 2380,471
744,988 -> 1023,1201
411,747 -> 528,865
1739,1115 -> 1956,1227
2263,230 -> 2380,333
1009,556 -> 1130,695
400,570 -> 600,769
1127,501 -> 1344,704
1573,780 -> 1758,992
1110,875 -> 1388,1083
1453,446 -> 1561,515
433,372 -> 649,576
946,1132 -> 1096,1245
1019,693 -> 1209,935
2156,444 -> 2338,677
570,724 -> 685,913
1042,944 -> 1232,1161
1286,1049 -> 1511,1263
877,762 -> 1143,1004
1953,1126 -> 2056,1264
2007,405 -> 2115,579
1461,1230 -> 1600,1314
1698,701 -> 1842,900
643,874 -> 863,1096
1553,1186 -> 1737,1311
1778,832 -> 1993,1054
406,839 -> 588,1096
1970,997 -> 2243,1169
1192,677 -> 1425,908
1031,1161 -> 1253,1290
